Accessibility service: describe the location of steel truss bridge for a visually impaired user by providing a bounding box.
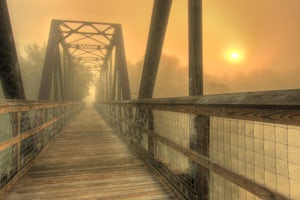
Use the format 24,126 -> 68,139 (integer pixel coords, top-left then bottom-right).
1,0 -> 300,199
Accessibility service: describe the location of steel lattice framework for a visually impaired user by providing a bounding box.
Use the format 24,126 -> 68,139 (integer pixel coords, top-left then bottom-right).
38,19 -> 130,101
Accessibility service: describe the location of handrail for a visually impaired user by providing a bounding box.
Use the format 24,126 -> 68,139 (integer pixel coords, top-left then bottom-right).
97,89 -> 300,126
0,101 -> 84,193
95,89 -> 300,200
0,100 -> 82,113
102,89 -> 300,105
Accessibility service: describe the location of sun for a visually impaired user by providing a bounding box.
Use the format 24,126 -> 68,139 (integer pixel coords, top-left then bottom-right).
225,50 -> 244,63
231,52 -> 239,59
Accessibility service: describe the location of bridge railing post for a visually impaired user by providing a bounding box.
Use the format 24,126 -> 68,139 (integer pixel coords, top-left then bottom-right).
125,106 -> 135,144
147,109 -> 156,159
117,104 -> 122,134
191,115 -> 210,199
16,112 -> 21,172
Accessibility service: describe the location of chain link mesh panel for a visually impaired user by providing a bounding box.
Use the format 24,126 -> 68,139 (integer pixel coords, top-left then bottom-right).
0,101 -> 84,189
94,100 -> 299,200
210,117 -> 300,199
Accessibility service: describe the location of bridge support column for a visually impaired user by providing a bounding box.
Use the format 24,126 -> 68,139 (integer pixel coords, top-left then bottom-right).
115,25 -> 131,101
38,20 -> 60,101
134,0 -> 172,149
0,0 -> 25,99
138,0 -> 172,99
192,115 -> 210,199
188,0 -> 210,199
188,0 -> 203,96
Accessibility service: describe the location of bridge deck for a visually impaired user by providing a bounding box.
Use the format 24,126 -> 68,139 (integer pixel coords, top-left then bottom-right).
2,107 -> 180,199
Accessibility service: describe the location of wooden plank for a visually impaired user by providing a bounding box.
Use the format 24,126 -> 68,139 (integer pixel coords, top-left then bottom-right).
1,107 -> 182,199
130,89 -> 300,106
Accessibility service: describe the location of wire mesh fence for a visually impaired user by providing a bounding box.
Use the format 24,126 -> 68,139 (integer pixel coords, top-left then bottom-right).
0,101 -> 84,190
210,117 -> 300,199
94,93 -> 300,200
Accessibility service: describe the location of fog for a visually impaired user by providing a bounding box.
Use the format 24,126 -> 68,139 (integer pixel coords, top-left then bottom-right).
127,53 -> 299,99
4,0 -> 300,98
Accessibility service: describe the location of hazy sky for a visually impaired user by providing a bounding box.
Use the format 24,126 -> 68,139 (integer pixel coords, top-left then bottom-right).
7,0 -> 300,96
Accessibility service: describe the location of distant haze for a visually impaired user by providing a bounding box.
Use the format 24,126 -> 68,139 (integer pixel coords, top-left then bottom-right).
129,54 -> 300,98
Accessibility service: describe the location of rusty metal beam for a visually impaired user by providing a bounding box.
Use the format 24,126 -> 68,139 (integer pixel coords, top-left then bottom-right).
0,0 -> 25,99
188,0 -> 203,96
39,20 -> 122,101
115,25 -> 131,100
188,2 -> 207,198
38,20 -> 59,100
111,55 -> 118,101
138,0 -> 172,99
193,115 -> 209,199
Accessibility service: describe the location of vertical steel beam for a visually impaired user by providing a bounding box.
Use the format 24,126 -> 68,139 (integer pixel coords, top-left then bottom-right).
62,53 -> 68,100
38,20 -> 59,100
188,1 -> 209,199
111,53 -> 118,101
53,63 -> 59,101
96,57 -> 110,102
115,25 -> 131,100
67,55 -> 75,101
0,0 -> 25,99
138,0 -> 172,99
147,110 -> 155,158
188,0 -> 203,96
57,46 -> 64,101
109,54 -> 113,99
193,115 -> 210,199
102,63 -> 108,101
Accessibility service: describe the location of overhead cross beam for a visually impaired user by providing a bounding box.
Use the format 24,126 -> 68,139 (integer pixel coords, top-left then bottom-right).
38,19 -> 131,101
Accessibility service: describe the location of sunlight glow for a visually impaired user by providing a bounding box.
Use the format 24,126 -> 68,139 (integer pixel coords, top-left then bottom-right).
231,52 -> 239,59
225,49 -> 245,64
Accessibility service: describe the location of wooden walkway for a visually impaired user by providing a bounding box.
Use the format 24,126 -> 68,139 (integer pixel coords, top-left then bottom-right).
2,107 -> 181,199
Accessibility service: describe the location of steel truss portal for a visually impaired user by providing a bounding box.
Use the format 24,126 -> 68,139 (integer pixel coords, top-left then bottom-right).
38,19 -> 130,101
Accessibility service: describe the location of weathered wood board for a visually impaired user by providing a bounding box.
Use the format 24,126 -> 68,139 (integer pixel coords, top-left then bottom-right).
2,107 -> 181,199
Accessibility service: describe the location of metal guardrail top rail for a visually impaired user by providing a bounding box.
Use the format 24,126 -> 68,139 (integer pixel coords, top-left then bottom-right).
97,89 -> 300,126
128,89 -> 300,106
0,100 -> 83,113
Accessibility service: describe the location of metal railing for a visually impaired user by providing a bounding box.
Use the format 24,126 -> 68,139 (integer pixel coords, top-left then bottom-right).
94,89 -> 300,200
0,100 -> 84,192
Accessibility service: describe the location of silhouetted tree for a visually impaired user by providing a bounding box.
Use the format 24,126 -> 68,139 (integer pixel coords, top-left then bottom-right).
19,43 -> 95,101
19,43 -> 46,100
71,60 -> 95,101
